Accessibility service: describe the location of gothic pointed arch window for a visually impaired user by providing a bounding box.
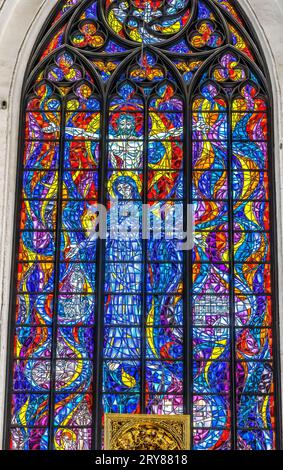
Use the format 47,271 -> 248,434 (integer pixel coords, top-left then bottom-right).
5,0 -> 281,451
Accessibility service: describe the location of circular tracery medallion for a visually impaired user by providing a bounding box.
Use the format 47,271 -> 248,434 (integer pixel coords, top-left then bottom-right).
105,0 -> 192,44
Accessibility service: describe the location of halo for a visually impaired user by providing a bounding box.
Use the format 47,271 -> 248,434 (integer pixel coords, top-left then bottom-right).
108,171 -> 143,199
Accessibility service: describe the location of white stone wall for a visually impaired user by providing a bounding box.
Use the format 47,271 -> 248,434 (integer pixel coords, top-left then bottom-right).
0,0 -> 282,448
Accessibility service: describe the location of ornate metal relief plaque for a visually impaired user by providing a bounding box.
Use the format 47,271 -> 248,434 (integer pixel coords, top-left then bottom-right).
104,414 -> 190,451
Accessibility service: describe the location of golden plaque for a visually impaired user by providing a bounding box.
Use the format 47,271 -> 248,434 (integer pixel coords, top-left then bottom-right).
104,414 -> 190,451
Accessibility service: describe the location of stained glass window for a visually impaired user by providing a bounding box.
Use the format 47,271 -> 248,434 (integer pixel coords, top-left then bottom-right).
5,0 -> 280,451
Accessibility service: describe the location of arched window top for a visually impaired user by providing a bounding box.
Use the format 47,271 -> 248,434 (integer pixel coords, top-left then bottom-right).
27,0 -> 266,86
